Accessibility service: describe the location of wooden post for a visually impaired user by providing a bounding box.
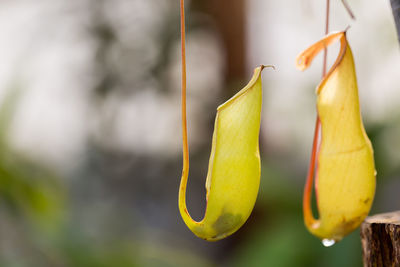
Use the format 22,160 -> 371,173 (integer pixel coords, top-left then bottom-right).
360,211 -> 400,266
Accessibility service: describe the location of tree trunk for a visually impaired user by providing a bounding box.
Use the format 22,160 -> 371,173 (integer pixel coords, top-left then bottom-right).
193,0 -> 246,82
360,211 -> 400,266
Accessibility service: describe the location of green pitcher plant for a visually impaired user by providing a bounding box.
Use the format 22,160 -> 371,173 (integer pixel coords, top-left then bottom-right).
178,0 -> 270,241
296,31 -> 376,243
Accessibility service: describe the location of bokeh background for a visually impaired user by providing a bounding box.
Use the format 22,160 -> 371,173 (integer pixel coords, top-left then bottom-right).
0,0 -> 399,266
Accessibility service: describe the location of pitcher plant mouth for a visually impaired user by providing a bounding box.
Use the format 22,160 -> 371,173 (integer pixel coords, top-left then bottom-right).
178,0 -> 272,241
296,31 -> 376,241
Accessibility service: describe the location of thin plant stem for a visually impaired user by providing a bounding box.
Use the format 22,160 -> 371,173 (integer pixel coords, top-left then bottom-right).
180,0 -> 188,176
303,0 -> 330,226
303,117 -> 322,227
341,0 -> 356,20
179,0 -> 191,219
391,0 -> 400,44
322,0 -> 330,76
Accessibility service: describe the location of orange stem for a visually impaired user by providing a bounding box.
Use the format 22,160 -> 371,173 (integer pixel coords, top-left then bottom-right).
303,0 -> 330,229
178,0 -> 193,221
180,0 -> 189,177
303,117 -> 320,228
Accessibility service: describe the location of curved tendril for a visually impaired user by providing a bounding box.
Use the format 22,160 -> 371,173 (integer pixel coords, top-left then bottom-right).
303,117 -> 321,229
304,0 -> 329,229
178,0 -> 194,224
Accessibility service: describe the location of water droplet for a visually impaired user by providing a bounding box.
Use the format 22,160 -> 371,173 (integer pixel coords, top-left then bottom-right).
322,239 -> 335,247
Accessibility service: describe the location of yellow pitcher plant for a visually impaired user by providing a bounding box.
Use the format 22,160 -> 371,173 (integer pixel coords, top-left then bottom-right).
296,31 -> 376,243
178,0 -> 269,241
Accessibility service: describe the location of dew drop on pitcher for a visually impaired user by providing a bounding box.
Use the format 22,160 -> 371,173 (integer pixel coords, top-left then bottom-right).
322,239 -> 335,247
